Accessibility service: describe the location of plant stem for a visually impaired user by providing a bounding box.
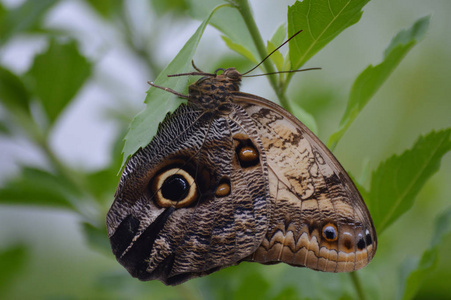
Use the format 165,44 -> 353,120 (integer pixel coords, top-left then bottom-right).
119,2 -> 162,76
349,272 -> 367,300
234,0 -> 291,110
36,131 -> 101,223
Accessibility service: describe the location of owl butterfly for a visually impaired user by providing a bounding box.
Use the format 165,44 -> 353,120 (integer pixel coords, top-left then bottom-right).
107,35 -> 377,286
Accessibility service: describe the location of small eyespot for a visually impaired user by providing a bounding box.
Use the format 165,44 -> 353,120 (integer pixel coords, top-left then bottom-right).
215,177 -> 231,197
322,223 -> 338,242
357,233 -> 366,250
343,238 -> 353,250
365,229 -> 373,245
338,231 -> 355,252
151,168 -> 198,208
233,136 -> 260,168
239,146 -> 259,162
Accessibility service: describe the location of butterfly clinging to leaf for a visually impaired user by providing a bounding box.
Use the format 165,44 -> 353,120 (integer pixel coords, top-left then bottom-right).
106,30 -> 377,285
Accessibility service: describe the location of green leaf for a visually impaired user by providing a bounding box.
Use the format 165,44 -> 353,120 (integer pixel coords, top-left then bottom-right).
399,208 -> 451,300
232,271 -> 270,300
290,100 -> 318,135
82,222 -> 111,254
0,66 -> 30,115
84,131 -> 123,202
288,0 -> 370,70
351,171 -> 370,202
267,24 -> 287,72
84,0 -> 123,19
211,54 -> 253,73
121,5 -> 226,167
383,16 -> 430,57
273,286 -> 301,300
26,39 -> 92,124
151,0 -> 189,15
430,207 -> 451,247
222,35 -> 257,63
188,0 -> 259,63
270,23 -> 287,48
0,3 -> 5,18
328,16 -> 430,150
0,120 -> 9,134
85,168 -> 118,202
368,129 -> 451,233
0,167 -> 80,210
266,40 -> 284,72
0,0 -> 58,45
0,245 -> 28,294
400,251 -> 437,300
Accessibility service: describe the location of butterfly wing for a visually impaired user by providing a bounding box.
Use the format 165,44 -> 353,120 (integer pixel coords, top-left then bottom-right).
233,92 -> 377,272
107,103 -> 270,285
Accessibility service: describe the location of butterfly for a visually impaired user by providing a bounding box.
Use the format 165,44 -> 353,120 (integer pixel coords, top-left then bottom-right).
106,45 -> 377,286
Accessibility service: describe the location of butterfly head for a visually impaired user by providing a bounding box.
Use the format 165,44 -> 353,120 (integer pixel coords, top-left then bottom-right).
187,68 -> 242,112
192,67 -> 242,90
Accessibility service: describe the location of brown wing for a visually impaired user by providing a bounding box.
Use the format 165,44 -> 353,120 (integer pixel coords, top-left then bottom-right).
234,92 -> 377,272
106,104 -> 270,285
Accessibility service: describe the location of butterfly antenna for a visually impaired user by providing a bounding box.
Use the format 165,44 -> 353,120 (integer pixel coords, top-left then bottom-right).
191,60 -> 203,72
147,81 -> 189,99
164,61 -> 210,78
242,29 -> 303,76
243,67 -> 322,78
167,71 -> 213,77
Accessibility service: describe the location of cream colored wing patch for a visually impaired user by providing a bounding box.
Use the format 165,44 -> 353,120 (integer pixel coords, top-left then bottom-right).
235,94 -> 377,272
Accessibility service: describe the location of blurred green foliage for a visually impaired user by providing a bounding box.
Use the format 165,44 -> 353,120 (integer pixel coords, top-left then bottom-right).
0,0 -> 450,299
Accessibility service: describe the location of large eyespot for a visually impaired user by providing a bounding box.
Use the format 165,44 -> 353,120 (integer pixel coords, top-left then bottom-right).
151,168 -> 198,208
322,223 -> 338,242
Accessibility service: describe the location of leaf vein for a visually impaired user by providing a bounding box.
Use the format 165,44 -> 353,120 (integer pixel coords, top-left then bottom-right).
379,135 -> 448,231
298,0 -> 353,66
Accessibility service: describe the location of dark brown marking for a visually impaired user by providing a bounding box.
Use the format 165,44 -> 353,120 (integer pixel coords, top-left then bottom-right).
343,238 -> 353,250
357,235 -> 366,250
365,230 -> 373,246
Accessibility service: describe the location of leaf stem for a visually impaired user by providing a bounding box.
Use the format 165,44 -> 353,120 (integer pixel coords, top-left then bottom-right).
349,271 -> 367,300
119,2 -> 162,76
35,130 -> 101,223
233,0 -> 291,110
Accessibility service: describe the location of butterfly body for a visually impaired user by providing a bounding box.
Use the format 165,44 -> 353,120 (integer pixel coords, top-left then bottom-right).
107,68 -> 376,285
